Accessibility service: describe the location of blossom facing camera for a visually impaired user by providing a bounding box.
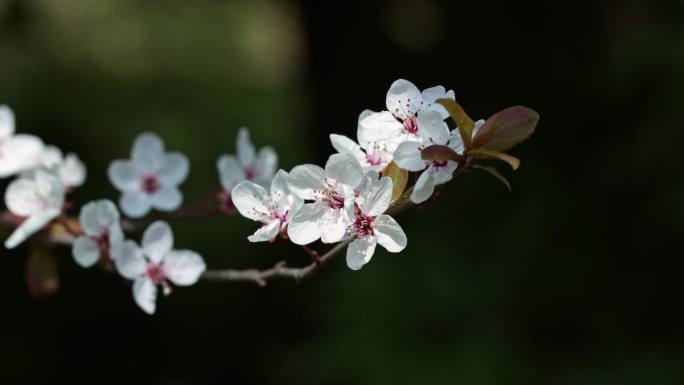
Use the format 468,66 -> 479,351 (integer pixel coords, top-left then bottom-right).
113,221 -> 206,315
108,132 -> 189,218
346,176 -> 407,270
287,153 -> 364,245
217,127 -> 277,205
72,200 -> 124,268
0,105 -> 45,178
357,79 -> 455,155
231,169 -> 302,242
4,169 -> 65,249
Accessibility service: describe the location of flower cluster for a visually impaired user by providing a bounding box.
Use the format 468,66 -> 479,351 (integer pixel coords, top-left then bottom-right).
1,78 -> 538,314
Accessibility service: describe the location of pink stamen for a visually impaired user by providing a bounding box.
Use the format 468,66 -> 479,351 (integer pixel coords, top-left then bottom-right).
402,116 -> 418,135
432,160 -> 448,168
325,189 -> 345,209
353,214 -> 375,236
142,175 -> 161,194
94,230 -> 110,253
245,167 -> 256,181
146,263 -> 166,285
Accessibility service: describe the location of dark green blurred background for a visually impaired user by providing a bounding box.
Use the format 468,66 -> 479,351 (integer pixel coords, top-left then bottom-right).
2,0 -> 684,384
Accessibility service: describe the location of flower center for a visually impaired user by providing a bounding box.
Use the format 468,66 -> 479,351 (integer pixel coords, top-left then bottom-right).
146,263 -> 166,285
244,167 -> 256,181
142,175 -> 161,194
432,160 -> 448,168
94,230 -> 110,253
324,188 -> 345,209
402,116 -> 418,135
353,214 -> 375,236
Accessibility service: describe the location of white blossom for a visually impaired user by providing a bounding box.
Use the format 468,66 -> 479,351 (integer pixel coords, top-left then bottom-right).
0,105 -> 45,178
26,145 -> 87,189
4,169 -> 64,249
287,153 -> 364,245
231,170 -> 302,242
113,221 -> 206,315
108,132 -> 189,218
393,111 -> 484,203
357,79 -> 455,155
217,127 -> 277,194
346,176 -> 407,270
72,200 -> 124,268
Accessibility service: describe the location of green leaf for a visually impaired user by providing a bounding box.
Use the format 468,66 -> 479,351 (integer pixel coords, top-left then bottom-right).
26,242 -> 60,299
436,98 -> 475,149
472,106 -> 539,151
381,161 -> 409,203
469,148 -> 521,170
421,144 -> 463,162
473,165 -> 511,191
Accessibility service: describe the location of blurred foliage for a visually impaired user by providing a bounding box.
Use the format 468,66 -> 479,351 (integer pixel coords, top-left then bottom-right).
2,0 -> 684,384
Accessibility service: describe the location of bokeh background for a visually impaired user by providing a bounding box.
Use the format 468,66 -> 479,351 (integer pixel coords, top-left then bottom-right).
2,0 -> 684,384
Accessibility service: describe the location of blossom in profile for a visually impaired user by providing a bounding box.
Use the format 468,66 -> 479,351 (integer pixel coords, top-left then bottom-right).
0,105 -> 45,178
4,169 -> 64,249
29,145 -> 87,189
287,153 -> 363,245
108,132 -> 189,218
217,128 -> 277,212
357,79 -> 455,154
72,200 -> 124,268
113,221 -> 206,315
231,170 -> 302,242
346,176 -> 407,270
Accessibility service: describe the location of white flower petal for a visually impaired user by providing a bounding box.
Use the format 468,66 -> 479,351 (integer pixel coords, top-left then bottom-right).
59,153 -> 87,188
255,146 -> 277,186
217,155 -> 244,191
236,127 -> 256,168
119,191 -> 152,218
108,223 -> 125,250
357,111 -> 404,150
374,214 -> 407,252
4,208 -> 61,249
422,85 -> 455,119
108,160 -> 141,192
410,170 -> 436,204
112,240 -> 146,279
247,219 -> 281,242
0,135 -> 44,178
357,109 -> 375,123
287,164 -> 326,200
231,180 -> 270,222
325,153 -> 363,188
158,152 -> 189,186
319,208 -> 349,244
5,178 -> 43,217
287,202 -> 326,245
133,277 -> 157,315
72,236 -> 100,268
330,134 -> 366,165
363,176 -> 393,216
132,132 -> 165,172
142,221 -> 174,263
346,236 -> 377,271
79,199 -> 119,236
393,141 -> 426,172
164,250 -> 206,286
431,162 -> 458,185
0,105 -> 15,140
417,110 -> 450,144
386,79 -> 422,120
270,169 -> 289,201
151,186 -> 183,212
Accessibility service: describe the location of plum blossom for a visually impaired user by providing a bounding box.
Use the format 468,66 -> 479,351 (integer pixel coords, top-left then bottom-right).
357,79 -> 455,154
28,145 -> 87,189
217,128 -> 277,212
287,153 -> 364,245
329,134 -> 392,173
346,176 -> 407,270
108,132 -> 189,218
4,169 -> 64,249
113,221 -> 206,315
231,170 -> 302,242
393,111 -> 484,204
0,105 -> 45,178
72,200 -> 124,268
